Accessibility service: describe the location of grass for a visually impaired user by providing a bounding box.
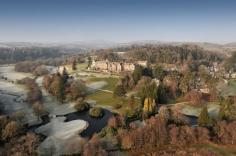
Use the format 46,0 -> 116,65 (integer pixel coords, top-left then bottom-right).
217,79 -> 236,97
86,87 -> 140,114
85,75 -> 124,113
87,91 -> 122,106
177,102 -> 220,118
87,77 -> 119,91
192,143 -> 236,156
76,63 -> 88,71
69,65 -> 139,114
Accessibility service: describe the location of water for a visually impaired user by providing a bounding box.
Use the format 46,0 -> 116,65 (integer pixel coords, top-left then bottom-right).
185,115 -> 198,126
64,109 -> 113,137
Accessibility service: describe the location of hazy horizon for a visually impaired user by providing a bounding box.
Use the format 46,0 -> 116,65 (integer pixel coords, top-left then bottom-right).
0,0 -> 236,43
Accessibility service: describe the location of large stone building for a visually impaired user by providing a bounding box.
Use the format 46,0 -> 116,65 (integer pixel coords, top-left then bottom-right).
91,59 -> 146,73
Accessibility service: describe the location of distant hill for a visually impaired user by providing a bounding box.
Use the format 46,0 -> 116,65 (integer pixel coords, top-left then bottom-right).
118,40 -> 236,54
1,40 -> 236,53
0,40 -> 117,50
224,42 -> 236,47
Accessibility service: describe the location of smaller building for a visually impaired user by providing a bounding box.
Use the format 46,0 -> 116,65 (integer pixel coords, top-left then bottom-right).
137,61 -> 148,67
123,63 -> 135,71
232,73 -> 236,79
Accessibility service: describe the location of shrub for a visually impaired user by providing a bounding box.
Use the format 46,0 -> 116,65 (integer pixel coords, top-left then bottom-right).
89,107 -> 103,118
74,101 -> 89,112
33,65 -> 49,76
113,103 -> 122,109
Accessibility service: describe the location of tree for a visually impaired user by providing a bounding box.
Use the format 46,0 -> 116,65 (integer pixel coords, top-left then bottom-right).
2,121 -> 18,140
121,133 -> 133,149
120,73 -> 134,90
87,56 -> 92,68
185,90 -> 203,105
82,135 -> 108,156
163,72 -> 180,99
12,111 -> 25,123
153,65 -> 165,81
72,58 -> 77,70
157,83 -> 169,104
179,71 -> 196,94
136,77 -> 157,104
1,132 -> 40,155
74,99 -> 89,112
198,65 -> 209,83
70,80 -> 87,100
158,106 -> 170,120
224,52 -> 236,72
108,116 -> 118,129
198,107 -> 212,127
0,115 -> 8,131
62,67 -> 69,82
43,75 -> 52,90
33,102 -> 45,120
143,98 -> 156,114
142,67 -> 153,78
50,75 -> 64,102
218,97 -> 236,121
113,84 -> 126,97
89,107 -> 103,118
33,65 -> 49,76
128,95 -> 136,110
132,65 -> 143,84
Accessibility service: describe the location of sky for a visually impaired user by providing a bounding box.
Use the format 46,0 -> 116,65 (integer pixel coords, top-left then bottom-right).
0,0 -> 236,43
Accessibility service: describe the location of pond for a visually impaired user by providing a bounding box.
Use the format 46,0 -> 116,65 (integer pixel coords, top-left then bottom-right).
185,115 -> 198,126
64,109 -> 113,137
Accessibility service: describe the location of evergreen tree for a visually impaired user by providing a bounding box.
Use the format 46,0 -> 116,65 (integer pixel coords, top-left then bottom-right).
153,65 -> 165,81
218,97 -> 236,121
72,59 -> 77,70
62,67 -> 69,82
132,65 -> 143,84
198,106 -> 212,127
157,83 -> 169,104
87,56 -> 92,68
113,84 -> 126,97
51,75 -> 64,103
129,95 -> 135,110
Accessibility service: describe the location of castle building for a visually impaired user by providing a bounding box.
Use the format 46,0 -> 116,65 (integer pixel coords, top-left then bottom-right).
91,60 -> 147,73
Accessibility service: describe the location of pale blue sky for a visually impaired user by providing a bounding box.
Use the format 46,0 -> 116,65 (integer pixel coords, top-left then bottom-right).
0,0 -> 235,43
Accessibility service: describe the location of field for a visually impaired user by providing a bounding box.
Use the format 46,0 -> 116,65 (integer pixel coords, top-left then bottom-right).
170,102 -> 220,118
84,75 -> 140,114
0,65 -> 33,81
217,79 -> 236,97
76,63 -> 88,71
86,77 -> 119,91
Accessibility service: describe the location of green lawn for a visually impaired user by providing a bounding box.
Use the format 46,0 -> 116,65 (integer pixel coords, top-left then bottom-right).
76,63 -> 88,71
177,102 -> 220,118
87,77 -> 119,91
217,79 -> 236,97
86,91 -> 140,114
72,68 -> 140,114
87,91 -> 122,106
